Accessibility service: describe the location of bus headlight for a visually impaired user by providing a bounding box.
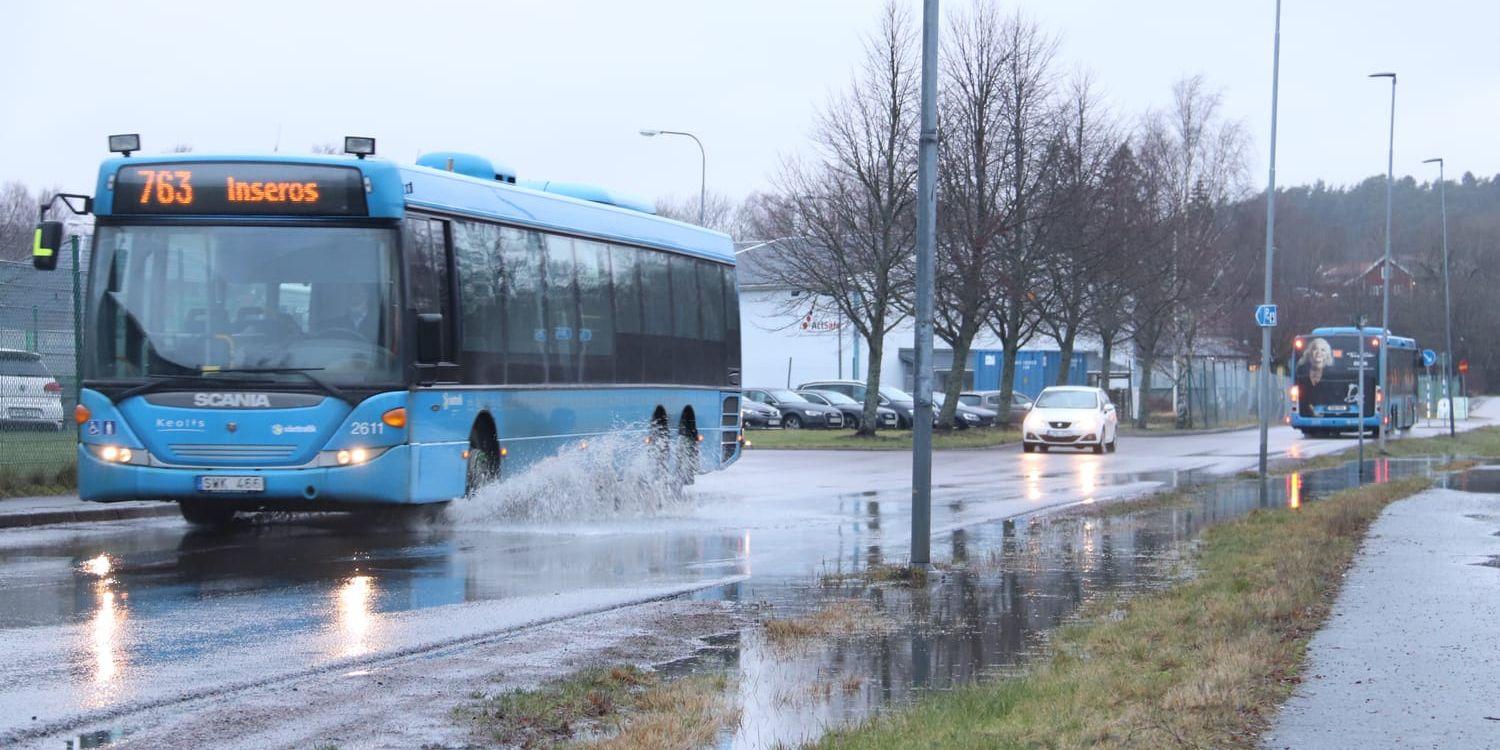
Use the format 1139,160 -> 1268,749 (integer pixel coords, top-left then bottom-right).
319,447 -> 388,467
89,444 -> 146,465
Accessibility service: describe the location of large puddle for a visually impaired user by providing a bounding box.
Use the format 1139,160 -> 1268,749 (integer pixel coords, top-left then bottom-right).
5,452 -> 1492,748
687,456 -> 1485,749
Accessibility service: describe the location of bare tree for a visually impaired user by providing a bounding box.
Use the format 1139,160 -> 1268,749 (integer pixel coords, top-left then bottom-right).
0,182 -> 41,262
1033,72 -> 1120,385
653,191 -> 746,237
1130,76 -> 1249,427
1085,143 -> 1152,393
169,144 -> 194,153
311,142 -> 341,155
986,12 -> 1059,417
926,0 -> 1013,428
755,1 -> 919,434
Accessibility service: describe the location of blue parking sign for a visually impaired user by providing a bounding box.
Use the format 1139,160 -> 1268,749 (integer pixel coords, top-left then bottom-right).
1254,304 -> 1278,328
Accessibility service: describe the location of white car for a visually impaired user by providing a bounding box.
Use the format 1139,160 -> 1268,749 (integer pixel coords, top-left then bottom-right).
1022,386 -> 1117,454
0,349 -> 66,431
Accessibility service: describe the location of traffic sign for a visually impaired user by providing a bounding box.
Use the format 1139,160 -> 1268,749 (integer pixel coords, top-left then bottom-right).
1421,349 -> 1438,368
1254,304 -> 1278,328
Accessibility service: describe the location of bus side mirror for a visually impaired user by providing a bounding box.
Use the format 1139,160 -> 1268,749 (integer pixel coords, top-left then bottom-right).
416,313 -> 444,364
32,221 -> 63,271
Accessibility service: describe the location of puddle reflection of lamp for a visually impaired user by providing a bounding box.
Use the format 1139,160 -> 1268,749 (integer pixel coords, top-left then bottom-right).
1077,461 -> 1098,501
89,581 -> 125,695
1286,473 -> 1303,509
337,575 -> 376,658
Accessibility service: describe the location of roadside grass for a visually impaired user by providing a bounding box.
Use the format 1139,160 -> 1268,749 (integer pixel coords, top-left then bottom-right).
1270,425 -> 1500,475
762,599 -> 894,646
1119,417 -> 1259,435
820,562 -> 939,588
455,665 -> 738,749
810,476 -> 1433,750
0,428 -> 77,498
746,427 -> 1019,451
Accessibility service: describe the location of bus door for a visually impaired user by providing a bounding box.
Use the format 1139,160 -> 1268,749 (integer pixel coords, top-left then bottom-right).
405,215 -> 459,381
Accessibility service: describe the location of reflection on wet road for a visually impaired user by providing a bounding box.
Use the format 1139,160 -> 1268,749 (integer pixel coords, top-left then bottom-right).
0,419 -> 1476,746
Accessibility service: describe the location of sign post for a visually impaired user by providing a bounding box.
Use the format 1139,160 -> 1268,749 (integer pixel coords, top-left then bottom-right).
1256,0 -> 1283,507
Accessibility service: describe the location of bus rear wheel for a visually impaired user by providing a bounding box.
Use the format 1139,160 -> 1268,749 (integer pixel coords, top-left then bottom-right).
179,500 -> 237,529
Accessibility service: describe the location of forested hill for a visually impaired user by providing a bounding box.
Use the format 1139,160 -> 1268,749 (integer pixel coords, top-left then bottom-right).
1220,171 -> 1500,390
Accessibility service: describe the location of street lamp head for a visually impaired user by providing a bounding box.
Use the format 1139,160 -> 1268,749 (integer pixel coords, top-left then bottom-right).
638,129 -> 661,137
1368,72 -> 1396,80
1422,157 -> 1443,165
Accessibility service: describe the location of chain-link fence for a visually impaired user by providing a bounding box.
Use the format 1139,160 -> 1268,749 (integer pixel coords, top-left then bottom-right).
1177,357 -> 1289,430
0,238 -> 88,495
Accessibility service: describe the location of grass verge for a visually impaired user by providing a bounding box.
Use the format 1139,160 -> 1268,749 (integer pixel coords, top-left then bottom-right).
763,599 -> 894,646
1271,424 -> 1500,475
0,462 -> 77,499
455,665 -> 738,749
746,427 -> 1019,451
810,475 -> 1433,750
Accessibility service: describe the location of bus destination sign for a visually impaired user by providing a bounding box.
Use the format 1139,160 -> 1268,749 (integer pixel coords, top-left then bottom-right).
112,162 -> 367,216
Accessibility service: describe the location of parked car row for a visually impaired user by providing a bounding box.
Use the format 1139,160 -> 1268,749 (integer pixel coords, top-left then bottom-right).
742,378 -> 1121,454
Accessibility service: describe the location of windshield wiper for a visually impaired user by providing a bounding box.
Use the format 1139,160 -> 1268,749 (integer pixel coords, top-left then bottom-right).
112,368 -> 352,405
113,373 -> 272,403
205,367 -> 352,405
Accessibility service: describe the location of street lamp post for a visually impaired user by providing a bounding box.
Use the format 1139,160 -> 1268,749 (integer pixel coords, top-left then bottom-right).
910,0 -> 940,567
1422,157 -> 1457,438
1257,0 -> 1283,502
1369,72 -> 1396,451
639,129 -> 706,225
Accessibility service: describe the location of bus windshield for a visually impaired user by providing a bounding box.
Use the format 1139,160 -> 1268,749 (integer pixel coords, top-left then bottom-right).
88,224 -> 401,385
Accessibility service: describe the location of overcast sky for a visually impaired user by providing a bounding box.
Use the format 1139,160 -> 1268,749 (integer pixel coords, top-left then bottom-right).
3,1 -> 1494,207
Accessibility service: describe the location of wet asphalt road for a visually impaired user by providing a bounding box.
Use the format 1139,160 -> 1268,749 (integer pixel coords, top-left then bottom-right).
0,419 -> 1477,746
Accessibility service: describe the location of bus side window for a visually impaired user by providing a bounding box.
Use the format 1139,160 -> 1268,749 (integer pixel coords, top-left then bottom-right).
610,244 -> 644,384
453,219 -> 507,383
723,264 -> 740,384
500,227 -> 547,384
640,252 -> 673,383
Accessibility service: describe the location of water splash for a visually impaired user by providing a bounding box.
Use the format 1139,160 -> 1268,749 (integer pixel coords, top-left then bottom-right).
451,431 -> 701,523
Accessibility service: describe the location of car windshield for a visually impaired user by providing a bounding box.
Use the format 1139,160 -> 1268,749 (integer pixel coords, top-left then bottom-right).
811,390 -> 858,405
768,389 -> 809,403
879,386 -> 913,402
88,224 -> 401,385
0,352 -> 49,377
1035,390 -> 1098,409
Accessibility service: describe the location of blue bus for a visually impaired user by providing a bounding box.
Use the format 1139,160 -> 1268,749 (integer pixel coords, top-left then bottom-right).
32,137 -> 743,526
1289,326 -> 1419,437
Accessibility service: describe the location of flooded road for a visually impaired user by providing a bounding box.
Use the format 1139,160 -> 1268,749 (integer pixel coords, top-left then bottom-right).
0,416 -> 1488,748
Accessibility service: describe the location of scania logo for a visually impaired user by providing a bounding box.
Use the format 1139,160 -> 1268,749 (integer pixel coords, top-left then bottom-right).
192,392 -> 272,408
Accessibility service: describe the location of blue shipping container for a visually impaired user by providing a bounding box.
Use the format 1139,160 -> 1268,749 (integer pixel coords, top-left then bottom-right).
968,350 -> 1090,397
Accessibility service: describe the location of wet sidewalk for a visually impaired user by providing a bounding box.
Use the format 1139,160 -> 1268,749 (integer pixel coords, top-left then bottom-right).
1264,477 -> 1500,750
0,495 -> 175,528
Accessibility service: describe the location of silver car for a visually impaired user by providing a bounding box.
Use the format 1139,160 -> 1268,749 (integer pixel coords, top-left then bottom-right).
0,349 -> 66,430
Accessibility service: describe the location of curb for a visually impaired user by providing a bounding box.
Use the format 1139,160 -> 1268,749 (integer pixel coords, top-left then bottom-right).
1122,425 -> 1257,439
0,503 -> 178,530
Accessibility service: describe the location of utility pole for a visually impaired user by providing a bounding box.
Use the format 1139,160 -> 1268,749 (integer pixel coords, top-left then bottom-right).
1422,157 -> 1457,439
1257,0 -> 1283,503
1369,72 -> 1396,451
910,0 -> 939,567
1357,315 -> 1368,480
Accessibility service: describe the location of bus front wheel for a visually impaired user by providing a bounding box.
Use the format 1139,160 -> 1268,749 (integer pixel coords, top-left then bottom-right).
179,500 -> 237,529
466,423 -> 501,496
